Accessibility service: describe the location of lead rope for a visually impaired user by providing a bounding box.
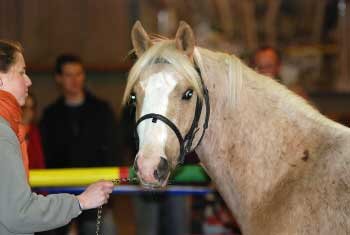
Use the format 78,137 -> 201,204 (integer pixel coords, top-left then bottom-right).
95,177 -> 138,235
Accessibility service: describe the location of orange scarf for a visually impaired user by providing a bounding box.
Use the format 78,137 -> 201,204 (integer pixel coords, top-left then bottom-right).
0,90 -> 29,179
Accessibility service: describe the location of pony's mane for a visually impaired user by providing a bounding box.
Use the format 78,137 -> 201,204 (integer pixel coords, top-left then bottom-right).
193,46 -> 339,130
123,37 -> 246,109
193,47 -> 244,108
123,38 -> 336,130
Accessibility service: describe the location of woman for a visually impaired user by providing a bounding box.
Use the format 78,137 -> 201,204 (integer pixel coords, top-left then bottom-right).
0,39 -> 114,235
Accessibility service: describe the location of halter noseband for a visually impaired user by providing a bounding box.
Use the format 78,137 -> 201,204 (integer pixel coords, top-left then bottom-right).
134,58 -> 210,165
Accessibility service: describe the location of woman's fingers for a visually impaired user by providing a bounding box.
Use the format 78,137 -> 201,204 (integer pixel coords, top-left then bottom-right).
77,180 -> 114,210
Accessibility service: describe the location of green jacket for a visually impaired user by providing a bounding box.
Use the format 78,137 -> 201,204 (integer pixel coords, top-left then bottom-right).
0,117 -> 81,235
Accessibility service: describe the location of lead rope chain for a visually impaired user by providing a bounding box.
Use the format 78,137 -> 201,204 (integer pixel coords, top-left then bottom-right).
95,177 -> 138,235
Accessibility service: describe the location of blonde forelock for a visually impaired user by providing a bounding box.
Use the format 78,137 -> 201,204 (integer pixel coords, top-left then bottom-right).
123,40 -> 204,106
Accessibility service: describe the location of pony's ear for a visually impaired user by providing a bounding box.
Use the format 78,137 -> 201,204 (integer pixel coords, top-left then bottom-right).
175,21 -> 195,58
131,21 -> 153,58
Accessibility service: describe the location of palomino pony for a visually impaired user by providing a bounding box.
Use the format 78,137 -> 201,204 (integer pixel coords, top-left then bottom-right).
123,21 -> 350,235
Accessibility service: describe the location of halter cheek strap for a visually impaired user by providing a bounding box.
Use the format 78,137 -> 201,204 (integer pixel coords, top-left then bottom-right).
192,79 -> 210,150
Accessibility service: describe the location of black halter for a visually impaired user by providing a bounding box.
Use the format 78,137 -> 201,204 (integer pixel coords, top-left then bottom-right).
134,58 -> 210,165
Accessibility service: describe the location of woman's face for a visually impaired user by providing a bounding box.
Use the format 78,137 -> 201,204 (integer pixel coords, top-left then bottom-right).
0,52 -> 32,106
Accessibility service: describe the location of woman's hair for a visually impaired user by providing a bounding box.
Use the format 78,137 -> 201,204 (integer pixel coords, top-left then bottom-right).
0,40 -> 23,73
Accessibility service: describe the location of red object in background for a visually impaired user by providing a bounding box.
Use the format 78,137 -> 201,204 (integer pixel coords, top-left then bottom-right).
26,124 -> 46,169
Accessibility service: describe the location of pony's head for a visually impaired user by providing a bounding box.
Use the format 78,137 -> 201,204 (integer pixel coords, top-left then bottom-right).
123,21 -> 208,188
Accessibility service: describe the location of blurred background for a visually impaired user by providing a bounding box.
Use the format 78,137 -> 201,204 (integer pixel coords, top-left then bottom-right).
0,0 -> 349,122
1,1 -> 349,234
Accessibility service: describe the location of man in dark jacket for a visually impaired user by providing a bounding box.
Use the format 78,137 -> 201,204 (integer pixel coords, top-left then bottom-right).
40,54 -> 118,235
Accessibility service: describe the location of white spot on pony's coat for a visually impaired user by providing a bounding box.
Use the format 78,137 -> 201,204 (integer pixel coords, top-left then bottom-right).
138,72 -> 178,157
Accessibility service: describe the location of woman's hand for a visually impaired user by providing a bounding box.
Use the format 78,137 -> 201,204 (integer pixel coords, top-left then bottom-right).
76,180 -> 114,210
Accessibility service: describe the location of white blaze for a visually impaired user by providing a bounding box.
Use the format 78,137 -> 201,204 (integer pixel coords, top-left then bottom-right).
138,72 -> 178,156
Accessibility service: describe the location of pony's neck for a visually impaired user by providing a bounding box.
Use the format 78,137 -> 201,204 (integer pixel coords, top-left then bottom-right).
195,48 -> 336,230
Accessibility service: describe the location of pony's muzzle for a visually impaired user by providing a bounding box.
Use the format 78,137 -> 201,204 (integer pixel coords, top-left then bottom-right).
134,154 -> 170,186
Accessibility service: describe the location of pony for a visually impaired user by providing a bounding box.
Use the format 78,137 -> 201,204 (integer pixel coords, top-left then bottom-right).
122,21 -> 350,235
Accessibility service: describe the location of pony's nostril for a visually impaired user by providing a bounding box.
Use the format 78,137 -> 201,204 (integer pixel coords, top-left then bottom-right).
154,169 -> 159,180
154,157 -> 169,181
158,157 -> 169,171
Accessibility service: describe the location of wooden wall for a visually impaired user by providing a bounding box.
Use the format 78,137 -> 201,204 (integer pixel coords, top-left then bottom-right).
1,0 -> 349,119
0,0 -> 132,69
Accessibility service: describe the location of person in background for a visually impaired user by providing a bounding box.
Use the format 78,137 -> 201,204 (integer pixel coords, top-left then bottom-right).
251,46 -> 282,81
22,93 -> 45,169
0,39 -> 113,235
250,46 -> 309,99
40,54 -> 118,235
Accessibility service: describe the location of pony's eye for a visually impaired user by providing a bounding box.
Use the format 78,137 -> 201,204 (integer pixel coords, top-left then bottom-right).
182,89 -> 193,100
129,93 -> 137,105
